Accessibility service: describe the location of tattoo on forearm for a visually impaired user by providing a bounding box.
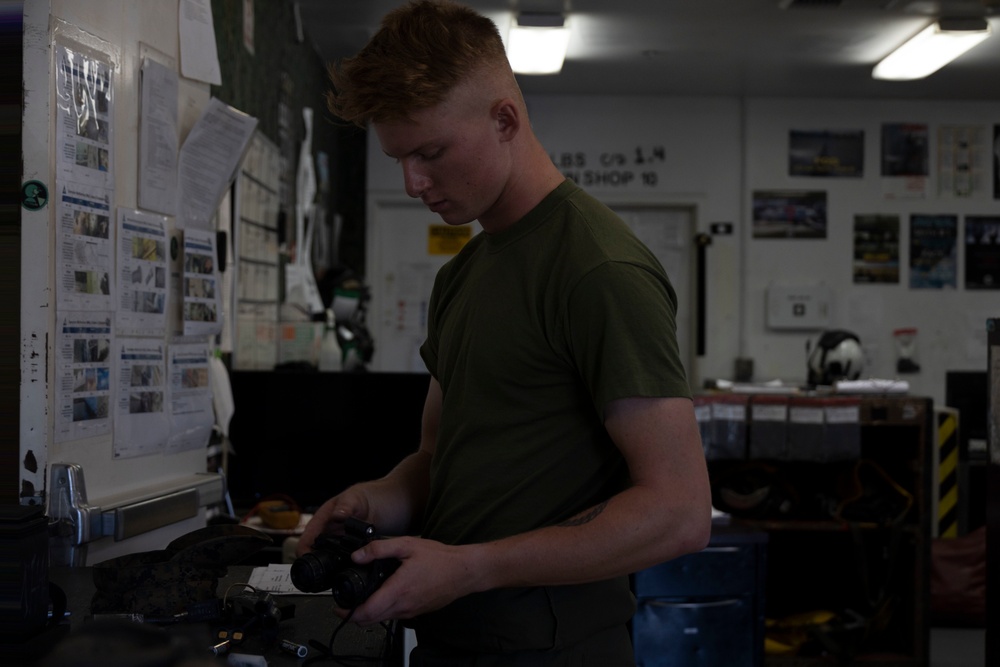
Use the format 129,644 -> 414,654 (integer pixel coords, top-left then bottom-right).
558,501 -> 609,527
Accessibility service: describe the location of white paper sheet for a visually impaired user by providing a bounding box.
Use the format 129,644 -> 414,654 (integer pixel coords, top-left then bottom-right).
57,182 -> 115,312
209,353 -> 235,437
54,312 -> 114,443
138,57 -> 179,215
54,43 -> 114,188
166,342 -> 215,454
177,97 -> 258,229
178,0 -> 222,85
113,338 -> 169,459
245,563 -> 324,595
182,229 -> 224,337
116,208 -> 169,335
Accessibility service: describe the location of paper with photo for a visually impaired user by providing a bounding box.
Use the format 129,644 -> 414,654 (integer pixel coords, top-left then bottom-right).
55,43 -> 114,188
54,313 -> 114,443
167,342 -> 215,454
182,229 -> 224,337
57,182 -> 114,311
114,338 -> 169,458
117,208 -> 170,335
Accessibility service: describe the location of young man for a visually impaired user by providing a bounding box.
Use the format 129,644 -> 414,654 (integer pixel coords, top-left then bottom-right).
297,1 -> 712,664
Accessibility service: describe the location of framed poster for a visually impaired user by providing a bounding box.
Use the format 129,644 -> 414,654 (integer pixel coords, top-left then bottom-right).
909,214 -> 957,289
853,214 -> 900,284
882,123 -> 929,199
789,130 -> 864,177
752,190 -> 827,239
965,215 -> 1000,289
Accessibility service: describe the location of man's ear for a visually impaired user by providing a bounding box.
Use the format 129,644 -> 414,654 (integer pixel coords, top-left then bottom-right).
493,99 -> 521,142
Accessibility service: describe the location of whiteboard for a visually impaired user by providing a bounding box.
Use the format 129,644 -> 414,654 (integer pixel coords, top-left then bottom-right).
365,197 -> 481,372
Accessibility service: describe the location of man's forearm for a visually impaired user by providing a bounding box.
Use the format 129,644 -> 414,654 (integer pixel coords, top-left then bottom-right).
468,481 -> 711,592
365,448 -> 433,535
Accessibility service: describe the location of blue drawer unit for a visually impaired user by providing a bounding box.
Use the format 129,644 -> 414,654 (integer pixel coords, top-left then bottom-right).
632,525 -> 767,667
634,598 -> 752,667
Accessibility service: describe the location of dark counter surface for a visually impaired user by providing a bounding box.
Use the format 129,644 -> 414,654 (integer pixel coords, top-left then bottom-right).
4,565 -> 399,667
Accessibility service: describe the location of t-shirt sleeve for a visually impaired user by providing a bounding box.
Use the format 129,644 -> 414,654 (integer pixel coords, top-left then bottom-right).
564,260 -> 691,415
419,266 -> 445,378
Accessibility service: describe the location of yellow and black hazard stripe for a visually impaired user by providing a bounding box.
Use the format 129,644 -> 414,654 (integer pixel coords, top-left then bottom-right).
936,410 -> 959,538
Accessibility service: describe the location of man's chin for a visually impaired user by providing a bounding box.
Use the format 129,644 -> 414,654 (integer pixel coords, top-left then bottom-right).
434,211 -> 475,226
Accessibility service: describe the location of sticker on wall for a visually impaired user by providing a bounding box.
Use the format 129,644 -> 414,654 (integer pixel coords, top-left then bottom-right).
427,225 -> 472,255
21,180 -> 48,211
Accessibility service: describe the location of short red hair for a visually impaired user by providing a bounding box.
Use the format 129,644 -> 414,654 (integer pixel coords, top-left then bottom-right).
326,0 -> 513,127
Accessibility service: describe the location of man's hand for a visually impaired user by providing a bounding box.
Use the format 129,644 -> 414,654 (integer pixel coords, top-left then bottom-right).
296,486 -> 373,556
340,535 -> 485,625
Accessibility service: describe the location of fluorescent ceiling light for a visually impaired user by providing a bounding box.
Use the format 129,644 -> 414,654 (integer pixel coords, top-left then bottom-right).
508,13 -> 569,75
873,18 -> 992,81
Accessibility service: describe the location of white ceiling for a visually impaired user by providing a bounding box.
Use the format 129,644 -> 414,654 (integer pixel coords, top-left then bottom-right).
293,0 -> 1000,100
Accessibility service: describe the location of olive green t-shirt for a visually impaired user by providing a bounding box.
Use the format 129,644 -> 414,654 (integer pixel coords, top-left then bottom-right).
411,180 -> 690,653
420,179 -> 690,543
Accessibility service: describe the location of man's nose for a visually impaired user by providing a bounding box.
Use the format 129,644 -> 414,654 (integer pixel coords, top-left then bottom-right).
402,161 -> 431,198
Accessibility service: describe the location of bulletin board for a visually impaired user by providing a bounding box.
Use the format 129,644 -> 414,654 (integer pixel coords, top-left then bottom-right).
19,0 -> 246,563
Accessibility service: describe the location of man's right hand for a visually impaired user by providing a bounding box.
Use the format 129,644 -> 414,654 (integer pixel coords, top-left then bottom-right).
296,485 -> 373,556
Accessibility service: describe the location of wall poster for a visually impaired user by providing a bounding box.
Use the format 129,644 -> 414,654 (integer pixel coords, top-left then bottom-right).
909,214 -> 957,289
752,190 -> 827,239
937,125 -> 989,198
881,123 -> 928,199
853,214 -> 900,284
788,130 -> 864,177
965,215 -> 1000,290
